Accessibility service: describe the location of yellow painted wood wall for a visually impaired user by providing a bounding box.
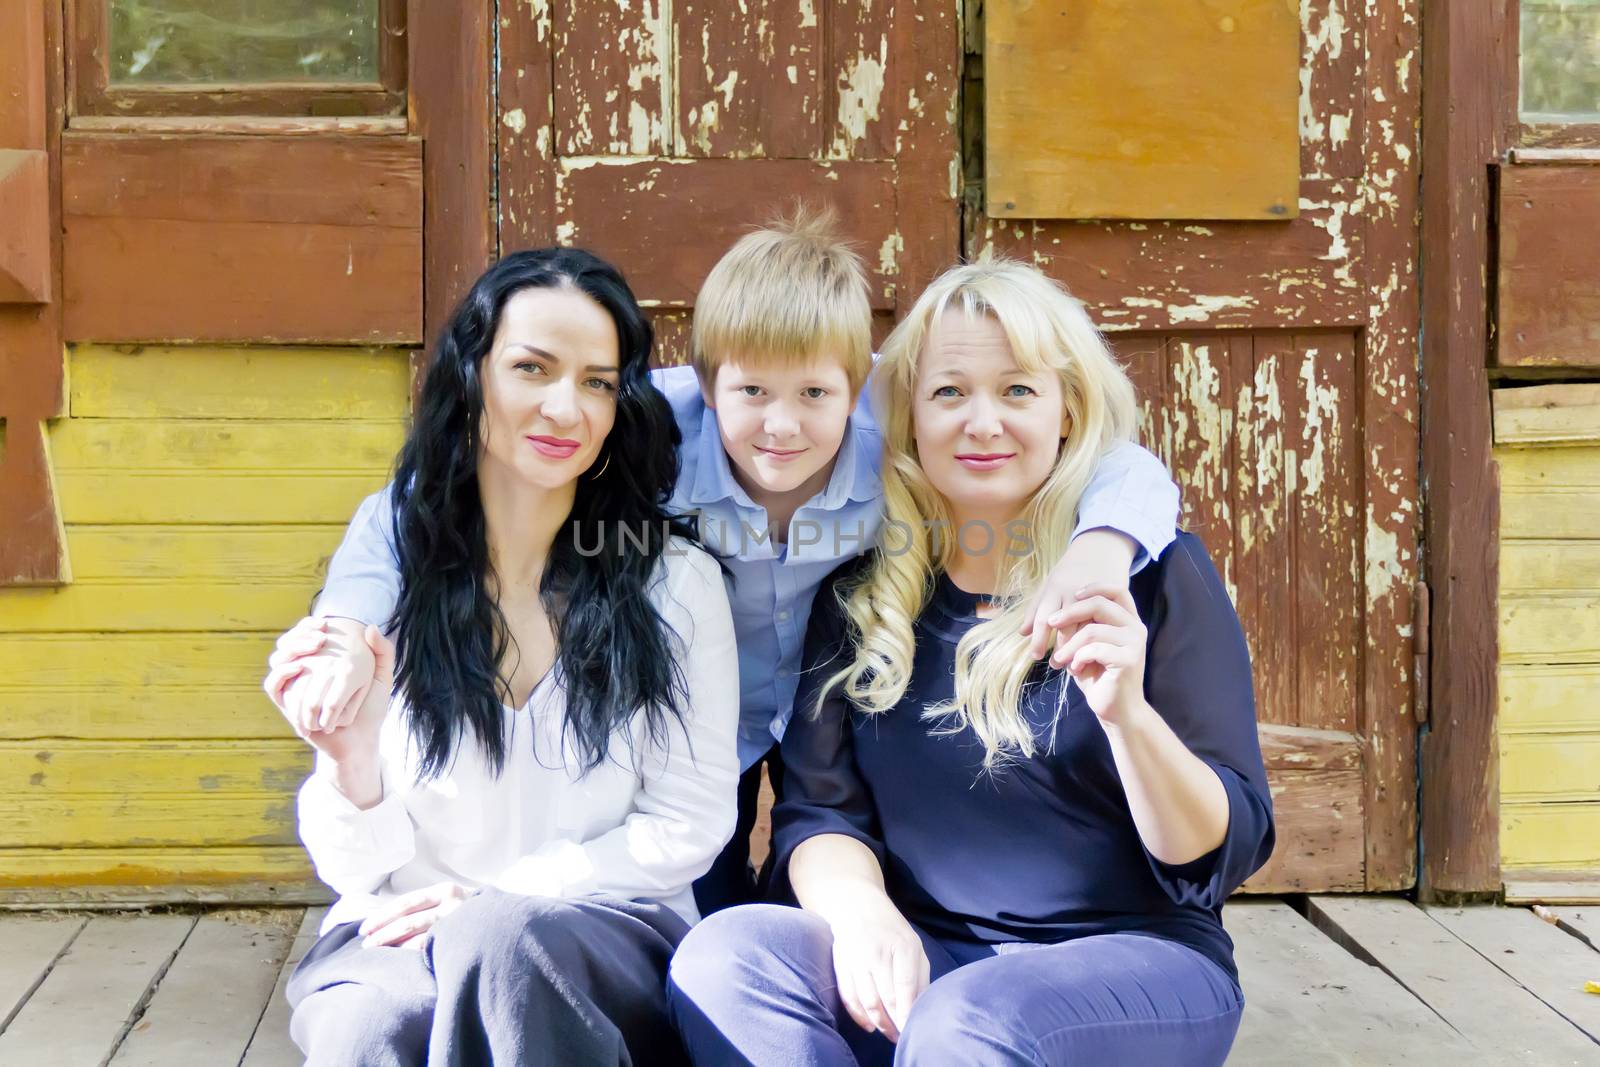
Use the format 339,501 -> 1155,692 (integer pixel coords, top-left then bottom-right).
0,345 -> 407,904
1495,383 -> 1600,901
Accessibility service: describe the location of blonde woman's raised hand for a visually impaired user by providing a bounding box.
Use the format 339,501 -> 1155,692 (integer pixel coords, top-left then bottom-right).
1049,583 -> 1149,725
264,616 -> 380,736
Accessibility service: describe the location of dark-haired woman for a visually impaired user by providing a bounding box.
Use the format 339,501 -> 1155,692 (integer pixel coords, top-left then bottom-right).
273,249 -> 738,1066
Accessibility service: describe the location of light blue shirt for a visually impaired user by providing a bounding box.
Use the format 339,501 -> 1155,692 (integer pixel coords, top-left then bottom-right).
314,365 -> 1181,772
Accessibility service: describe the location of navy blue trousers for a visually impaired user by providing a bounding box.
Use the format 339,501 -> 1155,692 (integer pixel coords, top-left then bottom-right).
287,890 -> 689,1067
668,904 -> 1243,1066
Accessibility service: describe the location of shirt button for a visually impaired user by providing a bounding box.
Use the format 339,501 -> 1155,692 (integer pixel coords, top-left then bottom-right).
777,669 -> 791,680
777,610 -> 790,621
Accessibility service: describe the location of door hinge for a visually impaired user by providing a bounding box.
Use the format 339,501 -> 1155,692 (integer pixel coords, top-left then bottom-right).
1413,580 -> 1431,726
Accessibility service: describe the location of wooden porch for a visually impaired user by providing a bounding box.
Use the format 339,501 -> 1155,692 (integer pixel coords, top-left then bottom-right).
1,898 -> 1595,1065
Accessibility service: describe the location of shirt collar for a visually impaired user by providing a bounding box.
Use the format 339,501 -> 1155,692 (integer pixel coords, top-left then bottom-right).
688,406 -> 756,507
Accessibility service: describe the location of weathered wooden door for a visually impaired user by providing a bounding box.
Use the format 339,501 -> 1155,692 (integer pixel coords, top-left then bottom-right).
974,1 -> 1423,892
491,0 -> 961,359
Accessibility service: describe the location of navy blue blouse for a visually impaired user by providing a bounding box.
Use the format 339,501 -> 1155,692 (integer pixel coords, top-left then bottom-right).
770,532 -> 1274,981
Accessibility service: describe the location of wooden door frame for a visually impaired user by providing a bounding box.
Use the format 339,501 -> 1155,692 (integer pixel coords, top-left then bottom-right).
408,0 -> 495,358
1417,0 -> 1510,896
0,0 -> 67,586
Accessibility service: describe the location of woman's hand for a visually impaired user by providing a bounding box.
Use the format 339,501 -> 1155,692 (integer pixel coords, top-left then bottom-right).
359,880 -> 476,949
824,890 -> 930,1043
1050,582 -> 1149,726
1021,528 -> 1136,663
264,616 -> 380,735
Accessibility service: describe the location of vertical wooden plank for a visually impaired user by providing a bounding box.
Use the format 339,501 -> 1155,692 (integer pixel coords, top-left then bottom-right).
1238,332 -> 1297,728
0,915 -> 86,1029
496,0 -> 557,250
0,914 -> 195,1065
409,0 -> 495,350
109,910 -> 300,1067
890,0 -> 960,316
1359,0 -> 1424,892
0,0 -> 67,586
676,0 -> 821,158
1299,0 -> 1366,181
1109,333 -> 1165,453
1164,336 -> 1238,596
239,907 -> 328,1067
1419,0 -> 1506,895
553,0 -> 670,156
1295,333 -> 1361,736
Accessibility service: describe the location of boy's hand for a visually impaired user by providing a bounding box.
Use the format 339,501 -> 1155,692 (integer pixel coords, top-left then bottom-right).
1021,527 -> 1137,669
296,625 -> 395,773
264,616 -> 380,736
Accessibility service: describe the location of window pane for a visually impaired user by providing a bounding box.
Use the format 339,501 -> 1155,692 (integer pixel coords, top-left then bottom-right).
1521,0 -> 1600,123
109,0 -> 381,86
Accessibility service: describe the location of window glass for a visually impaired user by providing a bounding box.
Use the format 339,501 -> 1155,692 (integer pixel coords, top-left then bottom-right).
1521,0 -> 1600,123
109,0 -> 381,85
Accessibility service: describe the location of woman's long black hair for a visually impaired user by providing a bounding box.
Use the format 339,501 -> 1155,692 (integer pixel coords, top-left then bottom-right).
387,247 -> 700,778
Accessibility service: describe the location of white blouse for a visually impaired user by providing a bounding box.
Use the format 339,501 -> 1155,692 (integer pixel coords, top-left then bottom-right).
297,541 -> 740,932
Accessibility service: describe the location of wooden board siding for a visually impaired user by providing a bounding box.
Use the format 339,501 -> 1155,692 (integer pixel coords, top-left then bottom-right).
0,345 -> 407,904
1497,165 -> 1600,368
1493,384 -> 1600,898
61,136 -> 423,345
984,0 -> 1300,220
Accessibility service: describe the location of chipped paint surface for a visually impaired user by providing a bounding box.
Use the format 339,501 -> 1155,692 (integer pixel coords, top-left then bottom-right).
1167,294 -> 1259,324
1298,348 -> 1341,499
831,36 -> 888,157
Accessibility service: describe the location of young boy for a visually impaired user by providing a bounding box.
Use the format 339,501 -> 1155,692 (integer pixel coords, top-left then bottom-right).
265,210 -> 1181,915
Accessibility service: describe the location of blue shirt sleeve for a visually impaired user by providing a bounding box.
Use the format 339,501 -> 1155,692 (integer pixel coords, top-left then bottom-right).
1137,534 -> 1275,908
769,561 -> 886,890
312,487 -> 402,626
1074,440 -> 1181,573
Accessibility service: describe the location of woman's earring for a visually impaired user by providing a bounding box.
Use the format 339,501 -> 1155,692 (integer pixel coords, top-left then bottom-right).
590,453 -> 611,480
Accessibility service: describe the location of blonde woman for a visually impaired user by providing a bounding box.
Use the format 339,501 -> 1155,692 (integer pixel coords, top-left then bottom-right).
667,260 -> 1273,1066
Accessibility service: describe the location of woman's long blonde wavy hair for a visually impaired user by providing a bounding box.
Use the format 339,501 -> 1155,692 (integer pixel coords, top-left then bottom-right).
817,259 -> 1139,768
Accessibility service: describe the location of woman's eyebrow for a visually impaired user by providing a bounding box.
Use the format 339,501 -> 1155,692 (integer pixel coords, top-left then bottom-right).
505,343 -> 556,360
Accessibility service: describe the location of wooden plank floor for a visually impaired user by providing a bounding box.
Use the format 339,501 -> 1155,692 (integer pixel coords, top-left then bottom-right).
0,899 -> 1594,1064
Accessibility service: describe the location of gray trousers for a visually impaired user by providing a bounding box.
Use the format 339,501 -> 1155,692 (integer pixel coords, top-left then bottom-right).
287,889 -> 690,1067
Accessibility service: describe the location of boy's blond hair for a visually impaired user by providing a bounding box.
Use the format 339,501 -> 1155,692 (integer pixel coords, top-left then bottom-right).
691,205 -> 874,393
